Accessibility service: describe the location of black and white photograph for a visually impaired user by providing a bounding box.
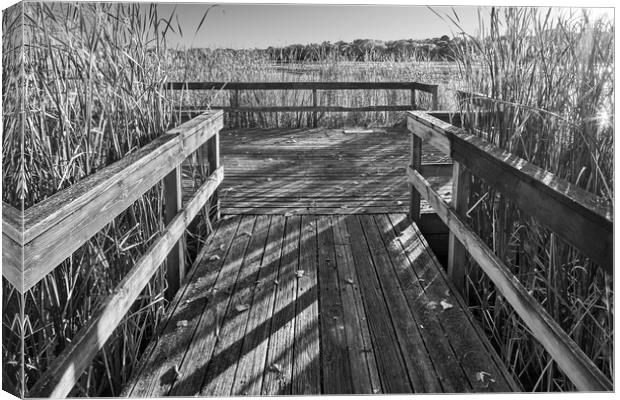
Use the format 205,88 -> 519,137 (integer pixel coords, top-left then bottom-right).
0,1 -> 615,397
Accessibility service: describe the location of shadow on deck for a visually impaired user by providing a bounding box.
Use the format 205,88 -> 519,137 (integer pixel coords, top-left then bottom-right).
124,214 -> 518,395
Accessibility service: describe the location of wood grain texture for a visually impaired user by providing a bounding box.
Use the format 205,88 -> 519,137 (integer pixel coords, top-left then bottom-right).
407,167 -> 612,391
2,202 -> 23,290
167,81 -> 438,93
19,111 -> 223,293
125,213 -> 518,395
29,166 -> 223,398
447,161 -> 470,293
407,110 -> 612,272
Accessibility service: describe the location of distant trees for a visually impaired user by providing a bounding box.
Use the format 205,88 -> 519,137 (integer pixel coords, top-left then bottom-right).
266,36 -> 464,62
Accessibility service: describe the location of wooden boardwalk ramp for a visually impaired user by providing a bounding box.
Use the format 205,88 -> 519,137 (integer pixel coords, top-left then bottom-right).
125,127 -> 519,395
124,213 -> 518,395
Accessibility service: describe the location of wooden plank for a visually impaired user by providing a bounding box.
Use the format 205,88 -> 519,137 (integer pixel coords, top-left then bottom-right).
407,111 -> 452,155
386,213 -> 512,392
292,215 -> 320,394
168,215 -> 256,396
231,216 -> 286,395
185,105 -> 414,113
358,215 -> 442,392
29,167 -> 223,398
2,202 -> 23,291
388,213 -> 522,392
125,215 -> 240,397
20,111 -> 223,293
331,216 -> 381,394
345,215 -> 411,393
262,216 -> 301,395
447,161 -> 470,293
164,166 -> 185,299
410,133 -> 422,221
207,131 -> 221,219
316,216 -> 352,394
200,215 -> 271,396
407,167 -> 612,391
408,111 -> 613,272
167,81 -> 438,93
373,214 -> 470,392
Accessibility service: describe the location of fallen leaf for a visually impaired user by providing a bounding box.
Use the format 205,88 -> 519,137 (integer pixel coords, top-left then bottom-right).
273,279 -> 280,285
208,255 -> 220,261
268,363 -> 282,373
345,278 -> 355,285
427,301 -> 438,310
235,304 -> 250,312
396,201 -> 403,205
239,231 -> 251,237
295,270 -> 305,278
176,320 -> 188,328
440,300 -> 454,311
475,371 -> 496,387
172,364 -> 181,379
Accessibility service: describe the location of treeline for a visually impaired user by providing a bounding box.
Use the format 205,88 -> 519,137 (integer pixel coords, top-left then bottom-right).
264,36 -> 465,62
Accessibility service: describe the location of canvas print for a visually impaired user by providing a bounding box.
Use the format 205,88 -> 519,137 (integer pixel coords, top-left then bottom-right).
1,2 -> 614,397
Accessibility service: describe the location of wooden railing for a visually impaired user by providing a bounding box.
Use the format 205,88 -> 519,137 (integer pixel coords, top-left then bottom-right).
406,110 -> 613,391
166,81 -> 439,127
2,110 -> 224,397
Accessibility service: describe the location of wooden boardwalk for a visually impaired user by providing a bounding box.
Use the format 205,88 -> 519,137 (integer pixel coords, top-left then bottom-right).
124,214 -> 518,396
217,127 -> 451,214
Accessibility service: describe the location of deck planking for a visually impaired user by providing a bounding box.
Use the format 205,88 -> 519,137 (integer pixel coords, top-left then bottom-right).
217,128 -> 451,215
125,214 -> 518,396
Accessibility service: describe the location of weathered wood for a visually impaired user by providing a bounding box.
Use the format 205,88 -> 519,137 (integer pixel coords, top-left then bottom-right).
124,215 -> 240,397
407,111 -> 452,155
29,167 -> 223,398
2,202 -> 23,290
292,215 -> 320,394
262,216 -> 301,395
164,166 -> 184,299
407,166 -> 612,391
316,217 -> 352,394
410,89 -> 416,109
189,105 -> 414,113
331,216 -> 381,394
408,111 -> 613,272
386,213 -> 519,392
231,216 -> 286,395
359,216 -> 442,392
345,215 -> 411,393
18,111 -> 223,293
447,161 -> 470,293
409,133 -> 422,221
169,215 -> 255,396
431,86 -> 439,110
374,214 -> 471,392
167,81 -> 438,93
312,89 -> 318,127
207,131 -> 221,220
201,215 -> 271,396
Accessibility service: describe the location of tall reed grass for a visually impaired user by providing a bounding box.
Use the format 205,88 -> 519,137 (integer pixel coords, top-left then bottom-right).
447,7 -> 613,390
1,3 -> 194,396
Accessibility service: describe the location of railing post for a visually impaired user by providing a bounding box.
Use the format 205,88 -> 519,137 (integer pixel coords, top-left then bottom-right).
232,89 -> 239,128
312,89 -> 318,128
431,86 -> 439,110
447,161 -> 471,294
164,166 -> 185,299
409,133 -> 422,222
207,130 -> 221,220
410,89 -> 416,110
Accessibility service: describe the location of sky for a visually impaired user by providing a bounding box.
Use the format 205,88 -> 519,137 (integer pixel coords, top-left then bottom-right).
149,1 -> 614,49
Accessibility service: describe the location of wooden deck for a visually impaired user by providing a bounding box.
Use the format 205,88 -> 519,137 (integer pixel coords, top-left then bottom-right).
217,127 -> 452,214
124,214 -> 518,396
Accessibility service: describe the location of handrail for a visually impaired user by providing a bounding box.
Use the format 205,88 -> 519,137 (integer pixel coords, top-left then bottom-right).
2,111 -> 224,293
166,81 -> 438,92
406,110 -> 613,391
167,81 -> 440,126
2,110 -> 224,397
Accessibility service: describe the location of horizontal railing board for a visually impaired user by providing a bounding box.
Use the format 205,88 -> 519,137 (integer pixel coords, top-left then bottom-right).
177,105 -> 414,113
29,167 -> 223,398
4,111 -> 223,293
407,111 -> 613,272
2,202 -> 23,290
166,81 -> 438,93
407,167 -> 612,392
